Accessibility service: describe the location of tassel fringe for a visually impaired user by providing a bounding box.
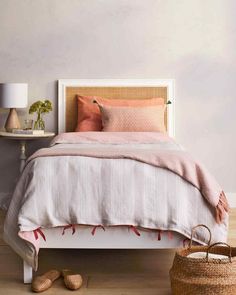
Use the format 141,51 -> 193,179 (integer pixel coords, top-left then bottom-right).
62,224 -> 76,235
157,230 -> 162,241
129,225 -> 141,236
33,228 -> 46,241
216,191 -> 229,223
91,225 -> 105,236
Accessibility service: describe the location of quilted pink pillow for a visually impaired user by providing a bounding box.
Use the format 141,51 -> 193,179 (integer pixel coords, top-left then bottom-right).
75,95 -> 165,132
98,104 -> 166,132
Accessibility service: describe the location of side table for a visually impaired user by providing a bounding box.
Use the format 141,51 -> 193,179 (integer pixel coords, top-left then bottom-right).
0,131 -> 55,172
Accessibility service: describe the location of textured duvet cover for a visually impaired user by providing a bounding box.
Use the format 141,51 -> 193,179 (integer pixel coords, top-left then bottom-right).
4,132 -> 229,270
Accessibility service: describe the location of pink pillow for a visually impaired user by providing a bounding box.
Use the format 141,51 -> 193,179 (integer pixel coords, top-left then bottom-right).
98,104 -> 166,132
75,95 -> 102,132
75,95 -> 165,132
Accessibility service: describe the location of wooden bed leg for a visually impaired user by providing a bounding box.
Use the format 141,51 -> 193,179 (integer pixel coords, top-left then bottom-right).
23,260 -> 33,284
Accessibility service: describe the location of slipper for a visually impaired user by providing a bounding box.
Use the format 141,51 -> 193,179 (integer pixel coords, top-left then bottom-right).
31,269 -> 61,293
62,269 -> 83,290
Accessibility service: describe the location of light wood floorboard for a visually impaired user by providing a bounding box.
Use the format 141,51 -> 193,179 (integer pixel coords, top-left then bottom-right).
0,208 -> 235,294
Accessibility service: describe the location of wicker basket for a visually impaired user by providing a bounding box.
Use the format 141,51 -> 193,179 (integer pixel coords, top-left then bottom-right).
169,224 -> 236,295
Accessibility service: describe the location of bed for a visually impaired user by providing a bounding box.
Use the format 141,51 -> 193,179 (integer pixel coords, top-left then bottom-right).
3,79 -> 229,283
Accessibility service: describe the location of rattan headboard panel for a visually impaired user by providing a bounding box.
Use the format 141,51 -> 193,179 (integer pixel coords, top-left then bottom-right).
65,86 -> 168,132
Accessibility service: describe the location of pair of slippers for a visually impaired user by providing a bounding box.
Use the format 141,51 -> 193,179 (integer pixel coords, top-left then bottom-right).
32,269 -> 82,292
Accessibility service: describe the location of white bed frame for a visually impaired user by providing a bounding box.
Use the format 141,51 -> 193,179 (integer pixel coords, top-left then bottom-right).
24,79 -> 177,283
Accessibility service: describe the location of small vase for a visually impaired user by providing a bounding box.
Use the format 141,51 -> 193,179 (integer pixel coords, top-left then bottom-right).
34,114 -> 45,130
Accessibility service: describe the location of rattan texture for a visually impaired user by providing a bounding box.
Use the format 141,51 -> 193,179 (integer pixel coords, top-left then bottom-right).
62,269 -> 83,290
31,269 -> 61,293
169,225 -> 236,295
65,86 -> 168,131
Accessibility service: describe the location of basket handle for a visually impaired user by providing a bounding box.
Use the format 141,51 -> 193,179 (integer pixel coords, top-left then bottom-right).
188,224 -> 212,249
206,242 -> 232,262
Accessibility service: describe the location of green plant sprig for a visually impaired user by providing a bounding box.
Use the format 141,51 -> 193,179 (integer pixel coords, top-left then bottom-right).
29,100 -> 53,115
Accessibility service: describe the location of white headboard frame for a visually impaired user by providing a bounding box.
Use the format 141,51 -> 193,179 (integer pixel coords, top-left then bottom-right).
58,79 -> 175,137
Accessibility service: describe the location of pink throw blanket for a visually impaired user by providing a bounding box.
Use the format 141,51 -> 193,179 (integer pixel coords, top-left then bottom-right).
27,132 -> 229,223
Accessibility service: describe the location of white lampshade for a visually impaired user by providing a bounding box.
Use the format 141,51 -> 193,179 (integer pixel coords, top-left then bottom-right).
0,83 -> 28,108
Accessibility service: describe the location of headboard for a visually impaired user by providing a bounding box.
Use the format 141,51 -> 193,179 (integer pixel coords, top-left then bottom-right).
58,79 -> 175,136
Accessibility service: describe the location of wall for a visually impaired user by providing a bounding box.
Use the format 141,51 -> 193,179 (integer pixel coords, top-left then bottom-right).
0,0 -> 236,208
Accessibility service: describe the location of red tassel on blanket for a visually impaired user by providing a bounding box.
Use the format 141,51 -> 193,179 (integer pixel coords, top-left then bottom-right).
62,224 -> 76,235
33,228 -> 46,241
129,225 -> 141,236
216,191 -> 230,223
157,230 -> 162,241
91,225 -> 105,236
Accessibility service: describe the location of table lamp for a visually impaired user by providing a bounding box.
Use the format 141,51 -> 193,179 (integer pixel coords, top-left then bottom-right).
0,83 -> 28,132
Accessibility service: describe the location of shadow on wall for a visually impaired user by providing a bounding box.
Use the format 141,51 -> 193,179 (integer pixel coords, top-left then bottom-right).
0,137 -> 53,210
0,80 -> 58,209
45,80 -> 58,132
0,140 -> 19,209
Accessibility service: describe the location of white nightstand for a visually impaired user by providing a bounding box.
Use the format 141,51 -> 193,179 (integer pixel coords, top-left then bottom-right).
0,131 -> 55,172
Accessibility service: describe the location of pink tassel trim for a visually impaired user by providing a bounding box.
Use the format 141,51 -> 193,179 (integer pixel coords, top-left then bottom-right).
62,224 -> 76,235
91,225 -> 105,236
216,191 -> 229,223
129,225 -> 141,236
33,228 -> 46,241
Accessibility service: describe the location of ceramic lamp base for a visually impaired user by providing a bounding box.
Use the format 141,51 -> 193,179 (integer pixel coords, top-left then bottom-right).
5,108 -> 21,132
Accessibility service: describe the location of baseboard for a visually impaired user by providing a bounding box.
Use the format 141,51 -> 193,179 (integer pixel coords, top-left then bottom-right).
0,192 -> 236,210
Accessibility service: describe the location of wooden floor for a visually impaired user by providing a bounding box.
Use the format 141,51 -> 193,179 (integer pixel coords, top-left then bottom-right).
0,209 -> 235,294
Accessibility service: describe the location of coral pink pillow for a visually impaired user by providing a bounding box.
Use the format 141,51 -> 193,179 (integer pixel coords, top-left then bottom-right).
98,104 -> 166,132
75,95 -> 165,132
75,96 -> 102,132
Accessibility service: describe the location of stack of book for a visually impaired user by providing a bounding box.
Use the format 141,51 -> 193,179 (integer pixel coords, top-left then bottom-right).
11,129 -> 45,135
